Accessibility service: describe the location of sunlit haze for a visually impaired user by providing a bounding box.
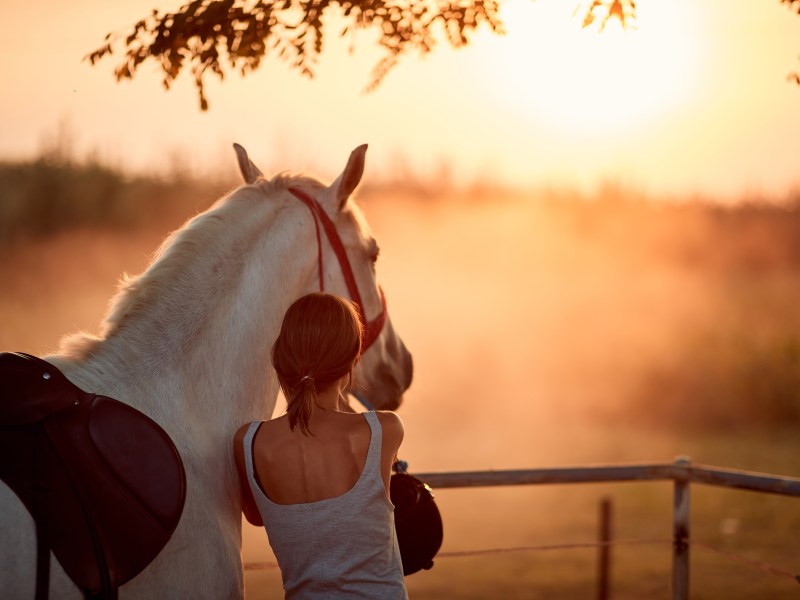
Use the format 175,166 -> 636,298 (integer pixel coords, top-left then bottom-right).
0,0 -> 799,197
4,3 -> 800,597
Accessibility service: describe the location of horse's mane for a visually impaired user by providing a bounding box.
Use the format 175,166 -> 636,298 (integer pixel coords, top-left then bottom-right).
58,173 -> 325,360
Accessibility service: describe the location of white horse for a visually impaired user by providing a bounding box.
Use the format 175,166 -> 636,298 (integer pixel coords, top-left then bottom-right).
0,143 -> 413,598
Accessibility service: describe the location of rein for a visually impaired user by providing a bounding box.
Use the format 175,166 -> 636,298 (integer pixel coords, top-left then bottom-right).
288,187 -> 387,353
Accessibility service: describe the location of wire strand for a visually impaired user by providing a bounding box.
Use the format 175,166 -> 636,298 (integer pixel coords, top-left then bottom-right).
693,541 -> 800,584
438,538 -> 671,558
244,537 -> 800,585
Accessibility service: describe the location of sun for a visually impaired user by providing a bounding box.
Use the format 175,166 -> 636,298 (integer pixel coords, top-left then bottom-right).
476,0 -> 705,137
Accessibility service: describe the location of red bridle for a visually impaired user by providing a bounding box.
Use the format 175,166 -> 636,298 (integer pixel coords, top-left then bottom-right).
289,187 -> 387,351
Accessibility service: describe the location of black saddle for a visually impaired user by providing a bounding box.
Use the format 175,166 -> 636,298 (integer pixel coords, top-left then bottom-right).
0,352 -> 186,599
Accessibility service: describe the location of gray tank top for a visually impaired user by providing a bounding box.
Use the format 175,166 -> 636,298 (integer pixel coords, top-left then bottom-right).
244,412 -> 408,599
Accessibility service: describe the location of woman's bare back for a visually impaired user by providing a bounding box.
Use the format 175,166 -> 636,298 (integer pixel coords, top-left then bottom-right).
254,411 -> 370,504
234,409 -> 403,524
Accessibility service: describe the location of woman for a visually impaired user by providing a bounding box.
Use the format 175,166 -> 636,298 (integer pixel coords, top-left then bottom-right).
233,293 -> 407,599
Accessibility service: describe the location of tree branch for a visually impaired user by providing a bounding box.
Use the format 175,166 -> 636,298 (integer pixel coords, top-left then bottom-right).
85,0 -> 507,110
87,0 -> 800,109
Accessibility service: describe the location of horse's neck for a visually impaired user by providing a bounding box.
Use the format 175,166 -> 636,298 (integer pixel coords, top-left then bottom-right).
55,195 -> 318,439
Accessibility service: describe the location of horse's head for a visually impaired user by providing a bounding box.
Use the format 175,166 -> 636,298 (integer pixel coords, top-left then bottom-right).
234,143 -> 413,410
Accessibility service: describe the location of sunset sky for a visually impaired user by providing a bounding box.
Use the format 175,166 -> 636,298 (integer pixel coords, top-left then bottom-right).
1,0 -> 799,199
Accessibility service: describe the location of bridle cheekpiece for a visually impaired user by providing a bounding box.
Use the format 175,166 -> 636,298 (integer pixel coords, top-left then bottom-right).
288,187 -> 387,352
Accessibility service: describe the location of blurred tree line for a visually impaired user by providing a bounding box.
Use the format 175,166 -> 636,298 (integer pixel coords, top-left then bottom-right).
0,156 -> 230,246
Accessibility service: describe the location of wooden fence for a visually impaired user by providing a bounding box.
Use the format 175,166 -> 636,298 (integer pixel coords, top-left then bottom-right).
413,456 -> 800,600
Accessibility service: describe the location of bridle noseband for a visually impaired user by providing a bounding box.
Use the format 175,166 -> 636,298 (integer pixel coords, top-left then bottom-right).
288,187 -> 387,352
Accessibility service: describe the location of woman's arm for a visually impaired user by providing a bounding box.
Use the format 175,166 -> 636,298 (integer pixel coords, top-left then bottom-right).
376,411 -> 405,494
233,424 -> 264,527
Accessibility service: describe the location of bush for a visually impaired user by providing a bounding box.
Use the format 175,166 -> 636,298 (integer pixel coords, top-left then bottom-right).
629,328 -> 800,430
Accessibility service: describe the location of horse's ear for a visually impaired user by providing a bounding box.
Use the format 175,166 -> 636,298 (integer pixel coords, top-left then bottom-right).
233,143 -> 264,184
333,144 -> 368,209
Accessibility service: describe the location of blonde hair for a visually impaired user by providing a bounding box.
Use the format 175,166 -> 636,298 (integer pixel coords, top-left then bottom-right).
272,293 -> 363,435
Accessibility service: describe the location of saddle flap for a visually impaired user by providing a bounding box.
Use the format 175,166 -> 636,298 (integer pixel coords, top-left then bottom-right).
44,395 -> 186,591
88,396 -> 186,529
0,352 -> 82,425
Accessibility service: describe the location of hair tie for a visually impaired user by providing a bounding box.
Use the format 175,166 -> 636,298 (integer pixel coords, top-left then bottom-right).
300,375 -> 315,384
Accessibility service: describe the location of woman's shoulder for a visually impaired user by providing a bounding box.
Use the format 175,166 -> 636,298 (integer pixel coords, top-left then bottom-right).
232,422 -> 258,475
254,416 -> 293,446
233,421 -> 257,445
375,411 -> 404,442
233,419 -> 280,451
375,410 -> 403,427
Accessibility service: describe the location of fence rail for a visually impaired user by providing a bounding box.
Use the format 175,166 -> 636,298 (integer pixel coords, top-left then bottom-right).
412,457 -> 800,600
414,460 -> 800,496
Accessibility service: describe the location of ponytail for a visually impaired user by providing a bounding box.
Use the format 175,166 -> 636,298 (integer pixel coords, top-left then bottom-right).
287,377 -> 316,435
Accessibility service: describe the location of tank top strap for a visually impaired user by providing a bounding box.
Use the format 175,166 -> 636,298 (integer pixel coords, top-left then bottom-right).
361,411 -> 383,484
242,420 -> 263,488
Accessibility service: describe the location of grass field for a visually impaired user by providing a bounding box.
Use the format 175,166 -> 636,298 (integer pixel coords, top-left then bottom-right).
2,166 -> 800,598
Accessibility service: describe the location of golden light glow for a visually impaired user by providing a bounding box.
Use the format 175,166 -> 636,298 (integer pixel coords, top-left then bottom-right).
477,0 -> 705,136
1,0 -> 799,197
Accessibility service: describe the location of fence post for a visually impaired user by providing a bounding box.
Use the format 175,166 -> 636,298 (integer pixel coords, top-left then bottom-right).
597,497 -> 612,600
672,456 -> 691,600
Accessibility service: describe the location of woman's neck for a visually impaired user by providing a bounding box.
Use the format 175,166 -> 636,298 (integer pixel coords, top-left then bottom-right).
313,378 -> 351,413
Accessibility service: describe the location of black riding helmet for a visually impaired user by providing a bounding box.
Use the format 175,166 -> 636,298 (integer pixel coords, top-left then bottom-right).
390,461 -> 443,575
